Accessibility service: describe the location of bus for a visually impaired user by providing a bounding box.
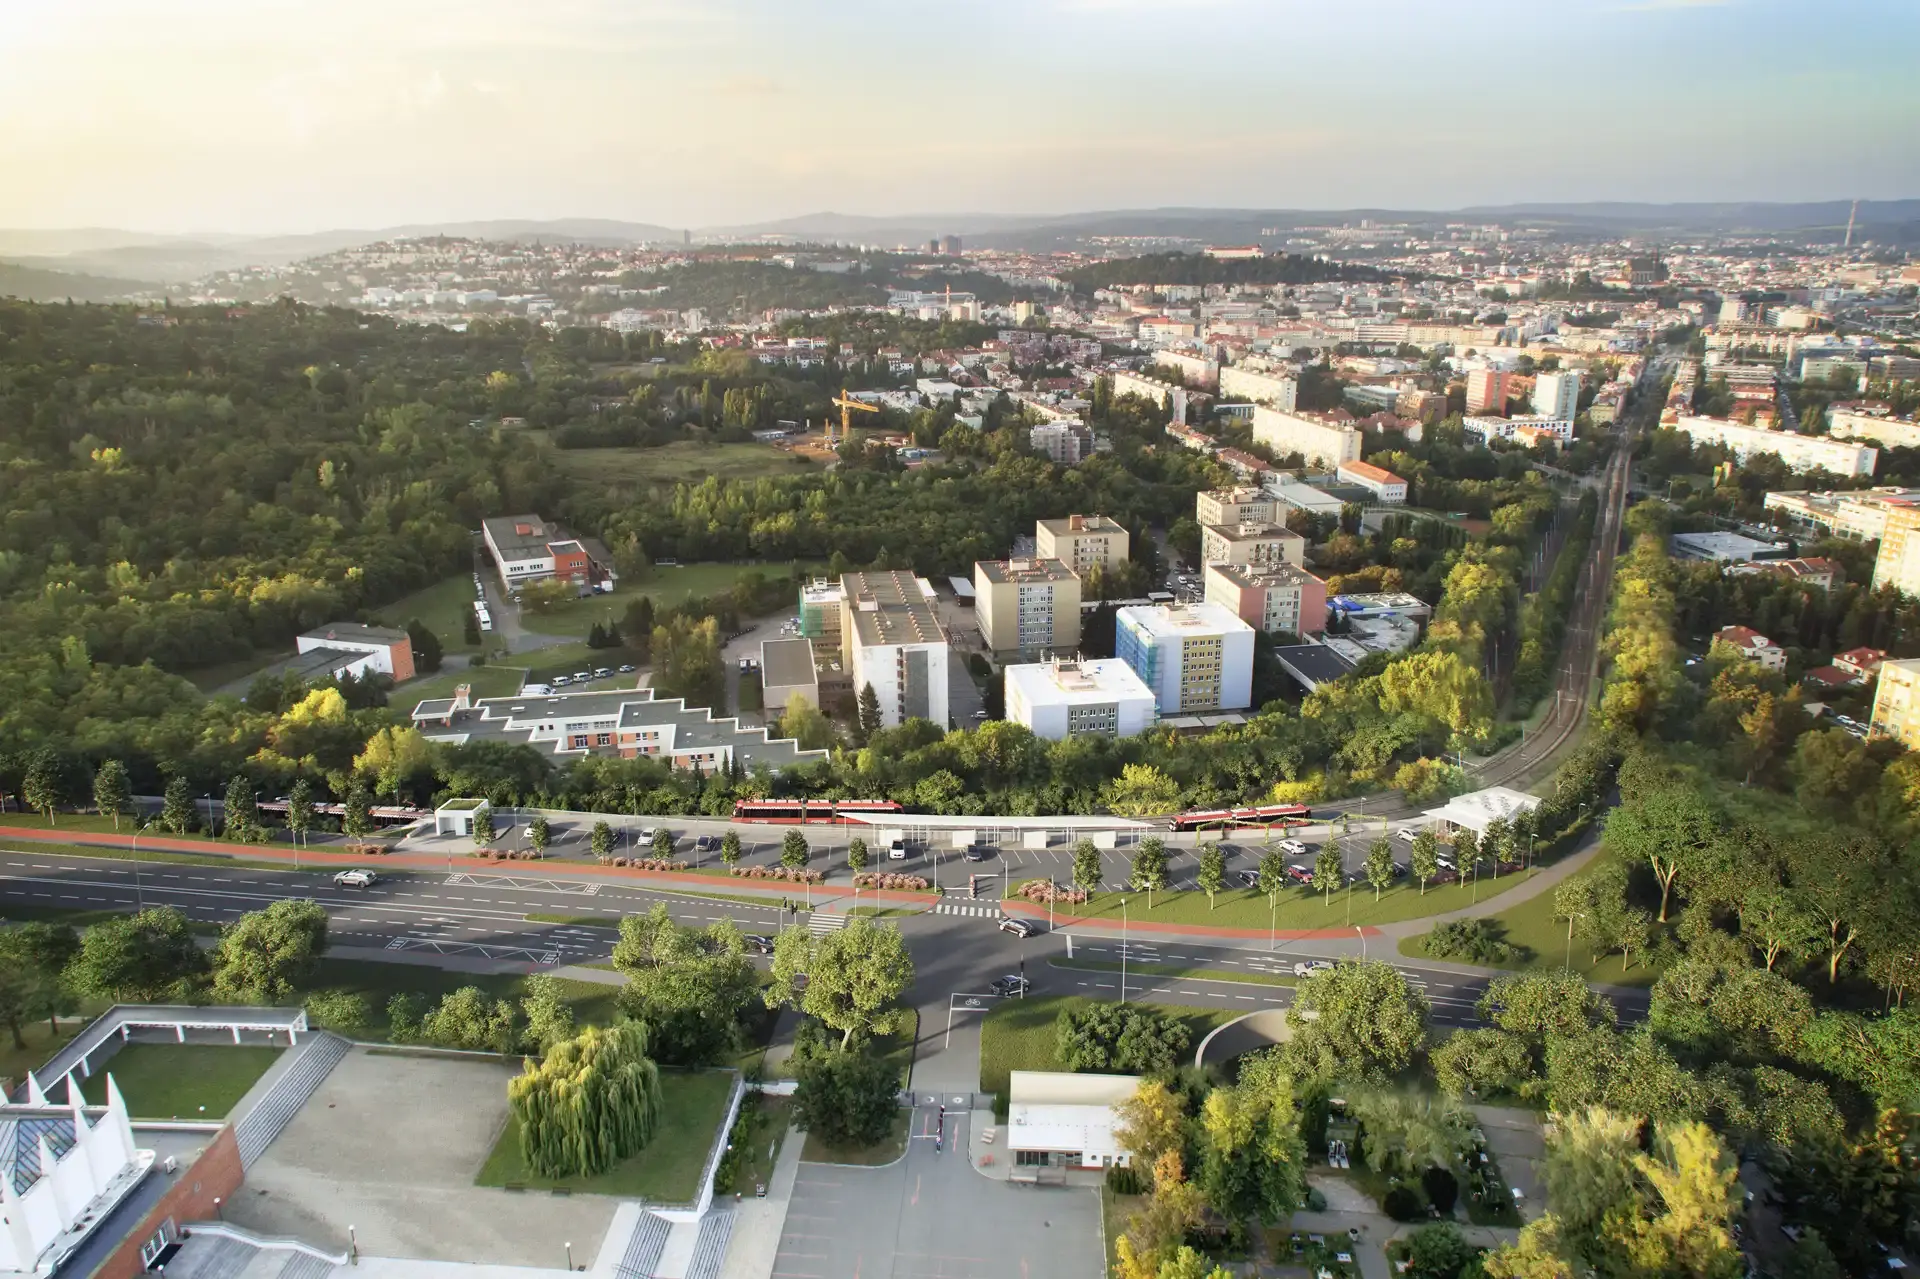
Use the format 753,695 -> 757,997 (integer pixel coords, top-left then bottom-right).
1167,803 -> 1311,833
731,798 -> 905,824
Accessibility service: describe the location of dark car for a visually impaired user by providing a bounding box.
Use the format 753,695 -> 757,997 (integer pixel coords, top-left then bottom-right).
744,934 -> 776,955
693,834 -> 720,852
1236,869 -> 1262,888
962,844 -> 995,862
998,917 -> 1037,938
989,974 -> 1031,997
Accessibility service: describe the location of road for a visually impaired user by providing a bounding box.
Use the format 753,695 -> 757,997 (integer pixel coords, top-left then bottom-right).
0,847 -> 1647,1034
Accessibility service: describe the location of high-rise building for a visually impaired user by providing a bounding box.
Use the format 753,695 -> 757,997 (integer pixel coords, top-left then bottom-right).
974,558 -> 1082,656
1204,562 -> 1329,636
1465,368 -> 1510,414
1115,602 -> 1255,714
942,235 -> 962,255
1217,366 -> 1299,410
839,571 -> 950,728
1249,407 -> 1362,467
1036,515 -> 1130,576
1870,657 -> 1920,748
1200,522 -> 1307,568
1196,487 -> 1277,528
1533,369 -> 1582,420
1873,504 -> 1920,598
1004,658 -> 1157,741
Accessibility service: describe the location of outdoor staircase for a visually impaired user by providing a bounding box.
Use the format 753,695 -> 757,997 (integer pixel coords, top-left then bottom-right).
165,1230 -> 343,1279
805,911 -> 845,937
233,1032 -> 351,1167
684,1211 -> 735,1279
164,1235 -> 258,1279
611,1211 -> 672,1279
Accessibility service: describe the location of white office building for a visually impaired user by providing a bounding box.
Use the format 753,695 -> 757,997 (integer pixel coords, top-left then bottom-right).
1532,369 -> 1582,420
1004,659 -> 1157,741
1672,417 -> 1877,476
1251,407 -> 1363,467
1115,602 -> 1255,715
841,571 -> 951,728
1218,366 -> 1299,410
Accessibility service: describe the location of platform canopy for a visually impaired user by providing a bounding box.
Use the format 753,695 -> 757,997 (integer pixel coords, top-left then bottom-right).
1420,785 -> 1542,835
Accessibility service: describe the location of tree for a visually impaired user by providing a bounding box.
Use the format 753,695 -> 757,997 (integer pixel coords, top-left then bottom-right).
213,899 -> 330,1000
159,775 -> 194,835
765,919 -> 913,1050
651,615 -> 726,709
1312,843 -> 1342,906
1430,1028 -> 1535,1100
528,814 -> 550,856
1483,1217 -> 1573,1279
777,693 -> 835,751
1410,829 -> 1440,894
613,905 -> 760,1064
472,805 -> 496,846
356,725 -> 434,806
1131,837 -> 1169,905
1365,838 -> 1395,900
1478,972 -> 1616,1043
1402,1224 -> 1480,1279
1102,763 -> 1179,817
1056,1002 -> 1192,1074
857,682 -> 883,742
0,924 -> 78,1048
21,751 -> 61,823
303,989 -> 370,1034
1114,1151 -> 1206,1279
92,760 -> 132,830
342,781 -> 374,838
591,821 -> 615,858
1283,960 -> 1429,1085
1602,778 -> 1717,921
520,973 -> 576,1053
509,1022 -> 663,1178
792,1049 -> 900,1148
1153,1248 -> 1231,1279
68,907 -> 209,1001
1543,1107 -> 1644,1238
407,618 -> 443,673
1613,1121 -> 1742,1279
1197,845 -> 1225,908
781,830 -> 810,869
1257,847 -> 1288,903
286,778 -> 315,847
1072,839 -> 1103,897
651,827 -> 674,859
724,829 -> 745,868
423,986 -> 523,1052
1114,1078 -> 1188,1167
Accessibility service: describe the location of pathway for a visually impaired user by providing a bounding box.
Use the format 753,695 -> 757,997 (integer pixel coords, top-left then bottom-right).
1371,830 -> 1606,941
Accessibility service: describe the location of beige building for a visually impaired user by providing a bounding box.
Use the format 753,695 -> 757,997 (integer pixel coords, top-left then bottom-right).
1196,486 -> 1276,528
1870,658 -> 1920,749
1201,522 -> 1307,568
975,558 -> 1082,656
1874,504 -> 1920,599
1218,365 -> 1299,409
1251,406 -> 1363,467
1037,514 -> 1130,575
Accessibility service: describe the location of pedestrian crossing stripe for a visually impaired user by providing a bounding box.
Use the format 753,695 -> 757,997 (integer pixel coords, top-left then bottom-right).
934,903 -> 1001,917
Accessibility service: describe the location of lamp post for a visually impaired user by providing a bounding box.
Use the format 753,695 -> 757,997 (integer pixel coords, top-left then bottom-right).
129,818 -> 153,910
1564,910 -> 1585,973
565,1243 -> 573,1272
1119,896 -> 1129,1006
1355,924 -> 1366,960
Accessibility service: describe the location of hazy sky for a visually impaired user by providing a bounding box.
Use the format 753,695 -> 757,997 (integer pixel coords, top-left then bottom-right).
3,0 -> 1915,234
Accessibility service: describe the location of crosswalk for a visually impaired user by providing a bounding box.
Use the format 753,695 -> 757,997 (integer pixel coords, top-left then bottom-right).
934,903 -> 1001,918
806,911 -> 846,936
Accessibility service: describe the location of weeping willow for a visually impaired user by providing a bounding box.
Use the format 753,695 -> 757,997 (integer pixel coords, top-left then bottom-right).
509,1022 -> 664,1178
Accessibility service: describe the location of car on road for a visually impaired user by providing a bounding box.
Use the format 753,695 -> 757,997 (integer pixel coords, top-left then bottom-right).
1292,960 -> 1334,977
887,839 -> 908,860
593,667 -> 613,679
744,935 -> 776,955
618,663 -> 636,673
989,974 -> 1031,996
998,918 -> 1036,938
333,869 -> 378,888
972,709 -> 989,719
962,844 -> 995,862
1395,827 -> 1420,843
637,827 -> 658,844
572,670 -> 591,682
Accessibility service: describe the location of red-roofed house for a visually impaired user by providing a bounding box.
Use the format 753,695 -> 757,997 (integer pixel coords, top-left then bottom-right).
1336,459 -> 1409,504
1833,647 -> 1887,682
1715,625 -> 1785,671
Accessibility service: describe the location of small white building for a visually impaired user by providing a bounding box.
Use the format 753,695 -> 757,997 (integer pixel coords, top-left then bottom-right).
1004,659 -> 1157,741
1335,460 -> 1409,505
1006,1071 -> 1140,1172
433,797 -> 491,837
0,1077 -> 153,1275
1714,625 -> 1787,671
1421,785 -> 1543,837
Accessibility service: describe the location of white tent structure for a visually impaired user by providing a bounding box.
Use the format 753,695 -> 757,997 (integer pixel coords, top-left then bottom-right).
1420,785 -> 1542,835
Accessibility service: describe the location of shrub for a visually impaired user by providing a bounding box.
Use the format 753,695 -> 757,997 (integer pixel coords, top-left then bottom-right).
1383,1185 -> 1423,1221
1420,919 -> 1522,965
1015,878 -> 1088,905
1421,1166 -> 1459,1215
304,989 -> 370,1034
1055,1003 -> 1190,1075
1105,1163 -> 1146,1195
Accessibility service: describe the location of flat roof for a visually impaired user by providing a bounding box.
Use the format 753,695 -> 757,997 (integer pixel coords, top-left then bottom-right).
1205,561 -> 1323,590
760,637 -> 817,690
843,571 -> 946,649
1037,514 -> 1126,537
1272,643 -> 1356,691
976,557 -> 1077,585
300,622 -> 409,645
1115,601 -> 1252,638
1204,522 -> 1303,544
1005,658 -> 1154,706
1422,786 -> 1542,833
482,514 -> 561,561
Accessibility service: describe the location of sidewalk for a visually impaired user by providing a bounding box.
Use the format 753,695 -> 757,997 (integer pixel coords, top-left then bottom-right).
715,1123 -> 804,1279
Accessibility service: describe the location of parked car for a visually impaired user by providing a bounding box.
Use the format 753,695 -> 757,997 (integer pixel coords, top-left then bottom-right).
693,834 -> 720,852
998,918 -> 1036,938
739,658 -> 753,673
572,670 -> 591,682
551,675 -> 572,687
1277,838 -> 1308,856
1285,865 -> 1314,883
617,663 -> 636,673
1395,827 -> 1420,843
1236,869 -> 1262,888
972,709 -> 989,719
989,974 -> 1031,996
637,827 -> 658,844
333,869 -> 378,888
593,667 -> 612,679
887,839 -> 908,860
744,935 -> 776,955
963,844 -> 994,862
1292,960 -> 1334,978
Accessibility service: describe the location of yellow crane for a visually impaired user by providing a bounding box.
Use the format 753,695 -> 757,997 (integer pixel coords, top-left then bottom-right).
827,389 -> 880,447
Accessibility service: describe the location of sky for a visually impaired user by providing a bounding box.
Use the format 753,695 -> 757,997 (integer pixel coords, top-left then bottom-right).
2,0 -> 1916,235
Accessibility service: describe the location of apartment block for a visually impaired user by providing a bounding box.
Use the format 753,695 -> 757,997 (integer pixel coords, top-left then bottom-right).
1004,658 -> 1157,741
974,557 -> 1082,656
797,578 -> 846,645
1335,459 -> 1409,504
1533,369 -> 1582,420
1763,488 -> 1920,542
1871,658 -> 1920,749
1110,370 -> 1192,424
840,571 -> 950,729
1115,602 -> 1255,714
1671,417 -> 1876,476
1028,419 -> 1093,464
1250,406 -> 1363,467
1465,368 -> 1510,413
1196,486 -> 1277,528
1874,504 -> 1920,599
1828,406 -> 1920,451
1201,521 -> 1307,568
1218,366 -> 1299,409
1154,349 -> 1220,390
1036,514 -> 1130,575
1462,415 -> 1576,444
1205,561 -> 1329,636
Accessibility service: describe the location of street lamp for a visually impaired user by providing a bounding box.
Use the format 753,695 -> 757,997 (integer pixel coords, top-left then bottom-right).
1564,910 -> 1586,972
1119,896 -> 1129,1006
565,1243 -> 573,1271
1355,924 -> 1366,960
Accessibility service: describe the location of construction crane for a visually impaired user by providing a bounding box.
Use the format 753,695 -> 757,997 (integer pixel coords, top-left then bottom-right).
827,389 -> 880,448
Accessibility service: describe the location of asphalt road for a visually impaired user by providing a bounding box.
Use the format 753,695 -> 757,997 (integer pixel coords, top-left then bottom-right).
0,848 -> 1648,1032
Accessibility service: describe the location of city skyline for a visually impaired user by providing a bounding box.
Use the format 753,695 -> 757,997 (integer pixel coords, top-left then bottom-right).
4,0 -> 1916,236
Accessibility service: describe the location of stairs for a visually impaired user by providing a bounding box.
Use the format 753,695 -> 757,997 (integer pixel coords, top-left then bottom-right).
234,1032 -> 351,1167
611,1211 -> 672,1279
805,911 -> 845,937
685,1212 -> 735,1279
277,1255 -> 337,1279
164,1236 -> 258,1279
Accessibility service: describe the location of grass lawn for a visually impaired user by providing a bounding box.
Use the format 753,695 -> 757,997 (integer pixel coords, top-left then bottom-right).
550,441 -> 817,489
765,1010 -> 918,1086
1016,869 -> 1544,933
978,995 -> 1238,1111
0,1010 -> 104,1092
476,1068 -> 735,1201
1049,958 -> 1297,989
367,575 -> 487,654
393,661 -> 527,707
304,959 -> 620,1039
520,560 -> 821,640
800,1107 -> 910,1166
1398,851 -> 1668,990
78,1043 -> 284,1119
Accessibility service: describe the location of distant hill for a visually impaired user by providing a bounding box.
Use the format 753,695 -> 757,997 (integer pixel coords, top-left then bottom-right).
0,260 -> 155,303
